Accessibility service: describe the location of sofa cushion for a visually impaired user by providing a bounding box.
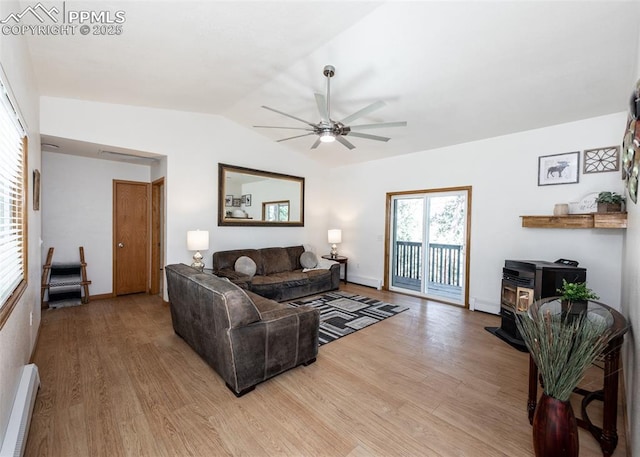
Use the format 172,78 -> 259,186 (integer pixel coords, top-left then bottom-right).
260,247 -> 292,275
300,268 -> 332,280
286,245 -> 306,270
213,249 -> 264,276
300,251 -> 318,269
235,256 -> 257,278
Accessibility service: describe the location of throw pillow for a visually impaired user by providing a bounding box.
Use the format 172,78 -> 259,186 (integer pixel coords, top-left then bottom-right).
300,251 -> 318,269
234,256 -> 257,278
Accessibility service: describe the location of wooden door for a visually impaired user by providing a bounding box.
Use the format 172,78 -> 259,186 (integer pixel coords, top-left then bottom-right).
150,178 -> 164,295
113,180 -> 150,295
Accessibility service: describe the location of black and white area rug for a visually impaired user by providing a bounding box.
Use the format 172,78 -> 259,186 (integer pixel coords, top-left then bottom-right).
288,291 -> 410,346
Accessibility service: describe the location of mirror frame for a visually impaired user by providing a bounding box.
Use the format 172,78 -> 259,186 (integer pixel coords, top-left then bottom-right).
218,163 -> 305,227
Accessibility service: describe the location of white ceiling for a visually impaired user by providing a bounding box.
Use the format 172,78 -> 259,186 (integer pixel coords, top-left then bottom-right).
26,1 -> 640,166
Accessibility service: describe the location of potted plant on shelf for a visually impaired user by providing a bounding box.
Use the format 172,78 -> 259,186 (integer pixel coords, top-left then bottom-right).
516,301 -> 612,457
596,191 -> 625,213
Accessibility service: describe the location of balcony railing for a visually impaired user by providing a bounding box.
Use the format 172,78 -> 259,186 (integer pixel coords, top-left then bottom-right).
392,241 -> 462,294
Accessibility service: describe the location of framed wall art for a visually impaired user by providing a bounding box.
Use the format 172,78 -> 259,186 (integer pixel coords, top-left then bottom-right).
242,194 -> 252,206
225,195 -> 233,207
232,198 -> 242,207
583,146 -> 620,174
629,150 -> 639,204
538,151 -> 580,186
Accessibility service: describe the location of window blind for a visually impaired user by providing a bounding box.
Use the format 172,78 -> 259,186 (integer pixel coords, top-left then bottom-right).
0,81 -> 26,313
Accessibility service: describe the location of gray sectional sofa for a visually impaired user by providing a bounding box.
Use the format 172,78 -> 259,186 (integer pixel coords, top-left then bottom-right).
165,263 -> 320,397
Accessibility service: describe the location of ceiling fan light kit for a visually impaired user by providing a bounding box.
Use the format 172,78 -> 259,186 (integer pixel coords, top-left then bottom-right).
254,65 -> 406,150
319,131 -> 336,143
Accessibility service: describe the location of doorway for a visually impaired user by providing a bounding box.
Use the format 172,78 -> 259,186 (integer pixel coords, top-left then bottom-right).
385,187 -> 471,307
113,180 -> 150,295
151,178 -> 165,296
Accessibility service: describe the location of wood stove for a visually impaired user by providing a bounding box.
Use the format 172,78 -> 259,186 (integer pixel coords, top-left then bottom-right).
493,259 -> 586,350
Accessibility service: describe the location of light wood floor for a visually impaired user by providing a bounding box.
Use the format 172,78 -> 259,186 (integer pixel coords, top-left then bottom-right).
25,284 -> 627,456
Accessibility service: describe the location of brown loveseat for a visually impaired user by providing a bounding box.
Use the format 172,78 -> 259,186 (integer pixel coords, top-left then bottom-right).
212,245 -> 340,302
165,263 -> 319,396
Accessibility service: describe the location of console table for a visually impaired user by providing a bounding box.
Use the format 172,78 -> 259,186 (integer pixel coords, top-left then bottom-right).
526,298 -> 628,457
322,255 -> 348,283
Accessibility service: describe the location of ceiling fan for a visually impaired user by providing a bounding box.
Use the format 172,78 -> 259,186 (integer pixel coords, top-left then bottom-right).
254,65 -> 407,150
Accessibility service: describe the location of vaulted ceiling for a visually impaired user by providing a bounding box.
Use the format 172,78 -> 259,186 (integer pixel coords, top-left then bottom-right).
25,1 -> 640,166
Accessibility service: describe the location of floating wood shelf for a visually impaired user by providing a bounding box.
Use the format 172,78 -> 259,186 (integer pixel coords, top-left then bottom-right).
521,213 -> 627,229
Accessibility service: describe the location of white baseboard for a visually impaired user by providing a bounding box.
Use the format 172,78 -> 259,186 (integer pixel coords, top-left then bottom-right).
1,364 -> 40,457
471,297 -> 500,315
347,275 -> 382,290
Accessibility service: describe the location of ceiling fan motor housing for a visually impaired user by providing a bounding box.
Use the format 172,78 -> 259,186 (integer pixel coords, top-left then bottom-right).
323,65 -> 335,78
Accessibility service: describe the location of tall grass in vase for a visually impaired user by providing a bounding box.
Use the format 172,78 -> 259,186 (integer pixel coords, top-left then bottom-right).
516,306 -> 612,457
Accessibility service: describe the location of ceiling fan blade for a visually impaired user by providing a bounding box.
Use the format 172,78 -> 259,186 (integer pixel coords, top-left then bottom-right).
340,100 -> 386,125
310,138 -> 322,149
254,125 -> 314,131
276,133 -> 315,143
335,136 -> 356,150
347,132 -> 390,142
314,93 -> 329,123
261,105 -> 317,128
349,121 -> 407,130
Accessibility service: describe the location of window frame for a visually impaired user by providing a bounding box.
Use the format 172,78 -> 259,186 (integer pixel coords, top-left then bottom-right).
262,200 -> 290,222
0,81 -> 28,330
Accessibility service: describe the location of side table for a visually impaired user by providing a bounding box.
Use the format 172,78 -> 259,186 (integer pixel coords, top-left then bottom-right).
322,255 -> 348,284
526,298 -> 628,457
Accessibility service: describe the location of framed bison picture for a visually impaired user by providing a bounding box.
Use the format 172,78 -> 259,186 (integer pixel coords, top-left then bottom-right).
538,151 -> 580,186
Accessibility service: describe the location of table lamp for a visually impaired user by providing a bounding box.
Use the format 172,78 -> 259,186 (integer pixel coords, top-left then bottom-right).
187,230 -> 209,271
328,229 -> 342,258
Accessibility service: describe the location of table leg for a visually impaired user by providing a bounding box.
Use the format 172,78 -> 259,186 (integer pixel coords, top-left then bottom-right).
344,262 -> 348,284
600,337 -> 622,457
528,354 -> 538,424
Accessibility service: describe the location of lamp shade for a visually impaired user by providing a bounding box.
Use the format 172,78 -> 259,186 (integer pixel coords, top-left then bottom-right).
327,229 -> 342,244
187,230 -> 209,251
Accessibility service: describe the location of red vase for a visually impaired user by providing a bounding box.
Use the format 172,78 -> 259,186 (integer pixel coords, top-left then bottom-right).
532,393 -> 579,457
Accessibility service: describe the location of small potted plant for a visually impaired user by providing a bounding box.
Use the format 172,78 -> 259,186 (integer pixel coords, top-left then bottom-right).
596,191 -> 625,213
557,279 -> 599,313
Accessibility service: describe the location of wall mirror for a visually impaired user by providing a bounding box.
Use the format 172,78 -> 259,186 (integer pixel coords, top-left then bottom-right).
218,163 -> 305,227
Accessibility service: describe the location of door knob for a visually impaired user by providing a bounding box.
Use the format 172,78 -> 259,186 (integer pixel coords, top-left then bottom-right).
118,242 -> 124,248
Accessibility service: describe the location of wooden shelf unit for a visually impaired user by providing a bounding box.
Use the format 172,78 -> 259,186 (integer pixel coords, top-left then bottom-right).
521,213 -> 627,229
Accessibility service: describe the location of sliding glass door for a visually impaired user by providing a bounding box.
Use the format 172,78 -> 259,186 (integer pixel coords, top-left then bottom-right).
388,188 -> 470,306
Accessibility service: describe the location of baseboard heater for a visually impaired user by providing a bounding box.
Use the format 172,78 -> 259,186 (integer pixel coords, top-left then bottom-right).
348,275 -> 383,290
0,364 -> 40,457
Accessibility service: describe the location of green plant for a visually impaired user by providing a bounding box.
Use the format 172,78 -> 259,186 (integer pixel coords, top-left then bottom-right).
557,279 -> 599,302
596,191 -> 625,204
516,309 -> 610,401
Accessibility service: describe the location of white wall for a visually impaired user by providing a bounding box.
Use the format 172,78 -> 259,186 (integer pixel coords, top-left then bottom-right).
328,113 -> 626,313
619,31 -> 640,457
0,1 -> 41,446
39,97 -> 332,298
621,157 -> 640,457
41,152 -> 151,295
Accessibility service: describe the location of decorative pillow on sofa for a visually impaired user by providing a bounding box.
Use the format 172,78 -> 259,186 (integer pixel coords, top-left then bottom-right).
234,256 -> 257,278
300,251 -> 318,269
